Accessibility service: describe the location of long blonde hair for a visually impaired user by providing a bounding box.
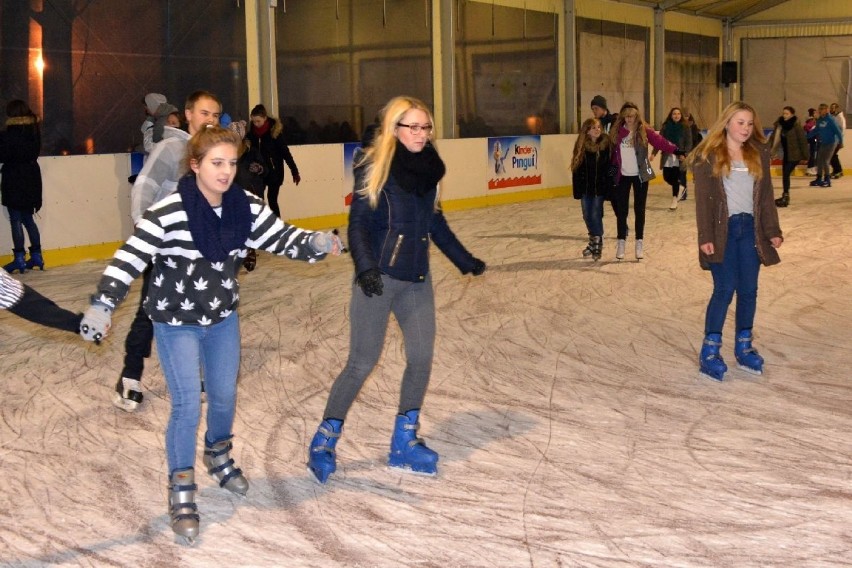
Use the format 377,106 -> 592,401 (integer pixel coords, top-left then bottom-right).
356,96 -> 436,209
609,102 -> 648,147
688,101 -> 766,180
571,118 -> 610,171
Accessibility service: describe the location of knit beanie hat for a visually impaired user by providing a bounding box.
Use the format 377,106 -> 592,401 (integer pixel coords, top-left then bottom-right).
229,119 -> 247,140
144,93 -> 167,115
590,95 -> 608,110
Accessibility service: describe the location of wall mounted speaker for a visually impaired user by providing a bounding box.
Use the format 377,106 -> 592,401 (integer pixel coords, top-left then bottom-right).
721,61 -> 738,85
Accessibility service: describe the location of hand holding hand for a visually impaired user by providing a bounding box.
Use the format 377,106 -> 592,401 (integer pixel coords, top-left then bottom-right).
309,231 -> 344,256
357,268 -> 384,297
80,303 -> 112,343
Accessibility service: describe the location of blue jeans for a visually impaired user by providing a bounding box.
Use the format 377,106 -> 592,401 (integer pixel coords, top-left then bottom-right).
324,273 -> 436,420
154,312 -> 241,474
580,195 -> 605,237
7,208 -> 41,252
704,213 -> 761,335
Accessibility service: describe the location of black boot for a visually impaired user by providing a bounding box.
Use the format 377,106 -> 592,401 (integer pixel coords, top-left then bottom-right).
774,192 -> 789,207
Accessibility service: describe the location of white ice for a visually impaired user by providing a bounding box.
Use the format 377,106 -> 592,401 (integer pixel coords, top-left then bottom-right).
1,177 -> 850,567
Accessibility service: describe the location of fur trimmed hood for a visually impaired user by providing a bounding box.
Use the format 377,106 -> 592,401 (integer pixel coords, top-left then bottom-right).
6,115 -> 38,127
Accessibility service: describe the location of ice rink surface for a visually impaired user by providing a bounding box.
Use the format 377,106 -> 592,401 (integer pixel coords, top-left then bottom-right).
1,176 -> 850,567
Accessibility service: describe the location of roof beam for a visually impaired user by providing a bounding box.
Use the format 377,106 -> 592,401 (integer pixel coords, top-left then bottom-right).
658,0 -> 691,9
731,0 -> 791,22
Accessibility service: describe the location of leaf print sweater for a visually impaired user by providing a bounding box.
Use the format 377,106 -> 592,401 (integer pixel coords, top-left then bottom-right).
93,190 -> 326,326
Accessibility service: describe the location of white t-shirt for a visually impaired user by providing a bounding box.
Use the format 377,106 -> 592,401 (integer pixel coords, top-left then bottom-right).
620,134 -> 639,176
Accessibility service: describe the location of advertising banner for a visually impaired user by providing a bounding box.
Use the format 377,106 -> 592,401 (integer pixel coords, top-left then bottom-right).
487,135 -> 542,190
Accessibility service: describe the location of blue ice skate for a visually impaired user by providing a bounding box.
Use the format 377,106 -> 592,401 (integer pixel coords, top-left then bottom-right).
735,329 -> 764,375
307,418 -> 343,484
388,410 -> 438,476
699,333 -> 727,381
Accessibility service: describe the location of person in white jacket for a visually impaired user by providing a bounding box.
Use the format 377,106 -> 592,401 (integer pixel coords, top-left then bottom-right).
116,90 -> 222,412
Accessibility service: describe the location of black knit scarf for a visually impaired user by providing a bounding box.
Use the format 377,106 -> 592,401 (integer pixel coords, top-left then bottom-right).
778,115 -> 797,131
389,140 -> 446,196
177,175 -> 252,262
662,120 -> 684,145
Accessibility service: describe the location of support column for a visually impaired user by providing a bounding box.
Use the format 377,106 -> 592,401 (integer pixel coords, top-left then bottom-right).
258,0 -> 278,112
559,0 -> 577,133
244,0 -> 262,115
653,8 -> 665,127
432,0 -> 455,138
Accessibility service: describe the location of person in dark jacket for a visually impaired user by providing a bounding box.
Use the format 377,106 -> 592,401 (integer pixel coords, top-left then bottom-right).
770,106 -> 809,207
246,104 -> 300,218
571,117 -> 612,260
653,107 -> 693,210
689,101 -> 783,382
307,96 -> 486,484
1,100 -> 44,273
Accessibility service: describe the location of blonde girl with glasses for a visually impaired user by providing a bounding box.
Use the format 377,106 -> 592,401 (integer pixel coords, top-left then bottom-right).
307,96 -> 486,484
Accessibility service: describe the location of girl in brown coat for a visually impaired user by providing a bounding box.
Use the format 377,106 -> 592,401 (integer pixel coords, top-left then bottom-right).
690,101 -> 783,381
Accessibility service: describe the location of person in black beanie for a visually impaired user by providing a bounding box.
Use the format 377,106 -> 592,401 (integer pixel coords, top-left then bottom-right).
307,96 -> 486,484
591,94 -> 617,134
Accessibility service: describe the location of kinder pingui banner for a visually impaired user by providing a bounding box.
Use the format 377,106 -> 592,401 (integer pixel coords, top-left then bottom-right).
487,136 -> 541,190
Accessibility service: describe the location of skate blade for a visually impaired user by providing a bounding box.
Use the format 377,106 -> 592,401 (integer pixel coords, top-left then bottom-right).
387,464 -> 438,477
111,393 -> 139,412
175,534 -> 197,546
306,464 -> 331,485
699,370 -> 725,382
736,364 -> 763,376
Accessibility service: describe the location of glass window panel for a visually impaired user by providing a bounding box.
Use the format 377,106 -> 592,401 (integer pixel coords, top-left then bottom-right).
276,0 -> 433,144
576,18 -> 649,124
0,1 -> 247,155
455,2 -> 559,138
663,31 -> 719,130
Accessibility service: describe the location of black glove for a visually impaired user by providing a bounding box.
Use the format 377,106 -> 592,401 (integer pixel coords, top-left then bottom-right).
357,268 -> 384,297
470,258 -> 486,276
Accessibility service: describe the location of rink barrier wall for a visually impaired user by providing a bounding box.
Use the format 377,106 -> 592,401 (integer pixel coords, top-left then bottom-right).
1,133 -> 849,268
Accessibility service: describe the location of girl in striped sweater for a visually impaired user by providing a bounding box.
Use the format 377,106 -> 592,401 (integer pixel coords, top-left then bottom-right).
79,126 -> 341,543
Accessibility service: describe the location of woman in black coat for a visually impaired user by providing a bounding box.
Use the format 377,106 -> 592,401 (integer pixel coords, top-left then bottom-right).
246,104 -> 300,218
1,100 -> 44,273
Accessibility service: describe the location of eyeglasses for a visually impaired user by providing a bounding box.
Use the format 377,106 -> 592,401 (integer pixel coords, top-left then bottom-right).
397,122 -> 433,134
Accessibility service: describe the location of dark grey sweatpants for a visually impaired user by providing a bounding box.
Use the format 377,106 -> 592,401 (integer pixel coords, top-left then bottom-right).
323,273 -> 436,420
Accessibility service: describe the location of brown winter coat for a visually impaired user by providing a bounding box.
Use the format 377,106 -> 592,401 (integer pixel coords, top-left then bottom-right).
693,143 -> 783,270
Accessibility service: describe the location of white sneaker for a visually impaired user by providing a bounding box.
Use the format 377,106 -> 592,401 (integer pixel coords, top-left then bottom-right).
677,186 -> 688,201
806,167 -> 817,176
616,239 -> 626,260
669,196 -> 679,210
635,239 -> 644,259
